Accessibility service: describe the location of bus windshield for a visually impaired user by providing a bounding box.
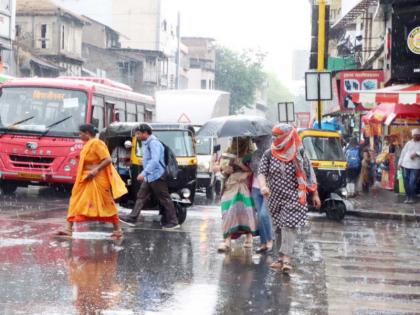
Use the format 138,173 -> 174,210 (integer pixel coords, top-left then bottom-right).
0,87 -> 88,137
136,130 -> 195,157
302,136 -> 345,161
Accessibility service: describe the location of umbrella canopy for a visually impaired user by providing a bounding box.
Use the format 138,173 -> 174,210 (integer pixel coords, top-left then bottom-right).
196,115 -> 274,138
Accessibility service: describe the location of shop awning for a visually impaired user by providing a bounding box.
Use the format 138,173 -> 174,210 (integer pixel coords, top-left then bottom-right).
352,84 -> 420,108
362,102 -> 420,125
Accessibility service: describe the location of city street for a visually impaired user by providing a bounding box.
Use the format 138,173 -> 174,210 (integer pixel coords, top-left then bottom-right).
0,188 -> 419,315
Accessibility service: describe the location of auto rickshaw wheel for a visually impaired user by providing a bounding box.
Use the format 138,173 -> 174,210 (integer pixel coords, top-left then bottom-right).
205,185 -> 215,201
160,203 -> 187,225
176,203 -> 187,225
324,199 -> 346,222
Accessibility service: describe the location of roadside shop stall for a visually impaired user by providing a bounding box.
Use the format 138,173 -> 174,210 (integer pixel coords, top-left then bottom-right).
353,84 -> 420,190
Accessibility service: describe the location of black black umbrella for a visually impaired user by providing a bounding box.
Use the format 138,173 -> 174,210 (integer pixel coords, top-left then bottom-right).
196,115 -> 274,138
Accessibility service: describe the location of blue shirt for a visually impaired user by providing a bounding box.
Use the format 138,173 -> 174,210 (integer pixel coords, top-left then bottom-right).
140,135 -> 165,183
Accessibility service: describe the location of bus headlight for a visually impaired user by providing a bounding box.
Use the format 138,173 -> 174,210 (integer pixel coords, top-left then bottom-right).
64,165 -> 71,172
181,188 -> 191,199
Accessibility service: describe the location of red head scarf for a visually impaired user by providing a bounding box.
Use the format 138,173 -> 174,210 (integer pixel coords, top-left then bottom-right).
271,124 -> 302,162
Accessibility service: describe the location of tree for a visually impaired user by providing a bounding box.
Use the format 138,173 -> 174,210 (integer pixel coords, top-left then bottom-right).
266,72 -> 293,121
215,47 -> 266,114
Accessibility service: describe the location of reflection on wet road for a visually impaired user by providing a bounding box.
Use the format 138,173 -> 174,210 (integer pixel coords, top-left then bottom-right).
0,188 -> 419,314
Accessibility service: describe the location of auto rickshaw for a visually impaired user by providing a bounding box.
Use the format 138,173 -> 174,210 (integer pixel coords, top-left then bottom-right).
298,129 -> 352,221
102,122 -> 198,225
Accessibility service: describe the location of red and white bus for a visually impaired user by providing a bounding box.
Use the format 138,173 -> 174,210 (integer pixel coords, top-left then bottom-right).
0,77 -> 155,193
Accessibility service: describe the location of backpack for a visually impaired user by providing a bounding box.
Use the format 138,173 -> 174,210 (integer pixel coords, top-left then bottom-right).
149,139 -> 179,181
346,147 -> 361,169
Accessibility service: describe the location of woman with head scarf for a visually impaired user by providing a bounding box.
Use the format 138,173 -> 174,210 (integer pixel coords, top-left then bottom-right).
258,124 -> 321,273
217,137 -> 258,252
250,136 -> 274,253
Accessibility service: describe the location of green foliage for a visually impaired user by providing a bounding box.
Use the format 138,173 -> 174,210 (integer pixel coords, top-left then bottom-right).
266,72 -> 293,121
215,47 -> 266,114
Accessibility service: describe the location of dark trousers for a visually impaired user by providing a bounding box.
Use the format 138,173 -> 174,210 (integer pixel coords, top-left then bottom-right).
129,177 -> 178,225
403,168 -> 420,199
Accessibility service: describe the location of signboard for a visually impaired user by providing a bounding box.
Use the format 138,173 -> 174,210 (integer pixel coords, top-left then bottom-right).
338,70 -> 384,111
0,13 -> 10,38
305,72 -> 333,101
0,0 -> 11,15
385,6 -> 420,83
277,102 -> 295,123
295,112 -> 311,128
177,113 -> 191,123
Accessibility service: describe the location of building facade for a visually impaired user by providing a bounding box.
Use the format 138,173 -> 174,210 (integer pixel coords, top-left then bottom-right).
16,0 -> 86,76
182,37 -> 216,90
0,0 -> 16,75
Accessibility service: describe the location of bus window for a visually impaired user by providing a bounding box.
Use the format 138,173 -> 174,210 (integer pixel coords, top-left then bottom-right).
105,102 -> 115,126
127,102 -> 137,122
114,100 -> 126,122
137,104 -> 145,122
145,109 -> 153,122
92,106 -> 104,130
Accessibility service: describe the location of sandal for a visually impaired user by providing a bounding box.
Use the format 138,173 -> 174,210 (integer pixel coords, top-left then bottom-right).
53,229 -> 73,238
269,259 -> 283,269
244,238 -> 253,249
282,260 -> 293,274
111,230 -> 124,239
217,243 -> 231,253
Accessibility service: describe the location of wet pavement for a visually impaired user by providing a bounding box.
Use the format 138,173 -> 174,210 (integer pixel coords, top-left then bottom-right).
0,188 -> 420,315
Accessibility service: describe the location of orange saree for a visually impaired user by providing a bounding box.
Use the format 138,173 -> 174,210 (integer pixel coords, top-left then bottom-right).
67,138 -> 128,224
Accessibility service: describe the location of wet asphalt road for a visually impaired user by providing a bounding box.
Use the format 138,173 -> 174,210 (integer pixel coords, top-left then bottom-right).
0,188 -> 419,315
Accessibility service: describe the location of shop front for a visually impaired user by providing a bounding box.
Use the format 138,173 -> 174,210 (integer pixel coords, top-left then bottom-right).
353,84 -> 420,190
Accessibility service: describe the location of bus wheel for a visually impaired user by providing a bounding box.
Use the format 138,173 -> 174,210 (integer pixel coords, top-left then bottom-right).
0,182 -> 18,195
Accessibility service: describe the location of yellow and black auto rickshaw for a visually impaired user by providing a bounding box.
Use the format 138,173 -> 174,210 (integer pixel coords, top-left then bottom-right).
298,129 -> 352,221
102,122 -> 197,225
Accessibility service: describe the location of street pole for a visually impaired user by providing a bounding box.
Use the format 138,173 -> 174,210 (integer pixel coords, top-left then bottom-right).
175,11 -> 181,89
317,0 -> 326,130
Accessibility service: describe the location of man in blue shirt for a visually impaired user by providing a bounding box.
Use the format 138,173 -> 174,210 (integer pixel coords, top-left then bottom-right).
119,124 -> 180,229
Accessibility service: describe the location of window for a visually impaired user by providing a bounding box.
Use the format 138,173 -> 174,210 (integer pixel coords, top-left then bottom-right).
126,102 -> 136,122
114,100 -> 126,122
15,25 -> 21,37
137,104 -> 145,122
201,79 -> 207,89
61,25 -> 65,50
92,96 -> 105,130
41,24 -> 47,49
92,106 -> 104,130
302,137 -> 345,161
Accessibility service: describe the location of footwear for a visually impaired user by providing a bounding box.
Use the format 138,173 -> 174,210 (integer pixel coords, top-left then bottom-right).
53,229 -> 72,238
256,247 -> 268,254
269,259 -> 283,270
162,223 -> 181,230
282,260 -> 293,274
406,198 -> 415,204
119,216 -> 137,227
111,230 -> 124,239
217,242 -> 231,253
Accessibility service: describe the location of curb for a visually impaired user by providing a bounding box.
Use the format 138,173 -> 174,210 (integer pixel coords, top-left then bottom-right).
347,209 -> 420,222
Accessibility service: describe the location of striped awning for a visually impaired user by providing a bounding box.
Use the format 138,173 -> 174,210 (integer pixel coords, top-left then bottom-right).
352,84 -> 420,108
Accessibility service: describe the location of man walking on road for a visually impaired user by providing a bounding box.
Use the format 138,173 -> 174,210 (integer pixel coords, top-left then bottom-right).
398,129 -> 420,204
119,124 -> 180,229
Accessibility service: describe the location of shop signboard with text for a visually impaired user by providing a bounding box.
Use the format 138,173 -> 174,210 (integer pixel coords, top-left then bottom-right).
338,70 -> 384,111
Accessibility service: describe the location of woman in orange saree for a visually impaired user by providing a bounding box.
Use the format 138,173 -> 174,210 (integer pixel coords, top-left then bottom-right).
55,124 -> 128,238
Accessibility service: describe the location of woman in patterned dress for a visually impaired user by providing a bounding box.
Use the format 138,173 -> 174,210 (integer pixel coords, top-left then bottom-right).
258,124 -> 321,273
217,137 -> 258,252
